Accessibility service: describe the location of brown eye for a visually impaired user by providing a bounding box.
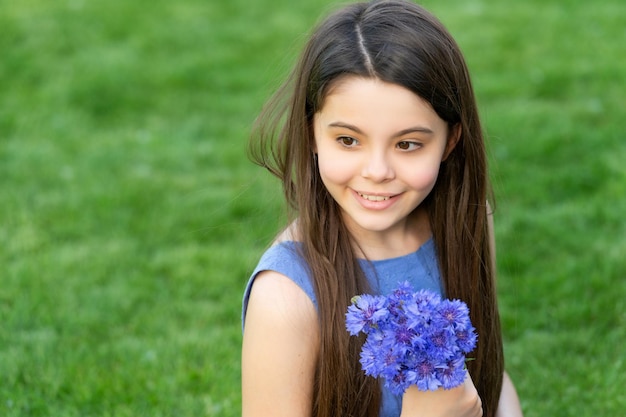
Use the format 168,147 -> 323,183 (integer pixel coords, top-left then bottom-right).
397,141 -> 420,151
338,136 -> 358,147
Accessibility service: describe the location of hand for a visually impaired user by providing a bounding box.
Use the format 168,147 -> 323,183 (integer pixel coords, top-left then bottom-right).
400,373 -> 482,417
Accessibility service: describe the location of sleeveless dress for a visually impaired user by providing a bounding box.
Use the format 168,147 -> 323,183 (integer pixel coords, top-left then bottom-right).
242,238 -> 443,417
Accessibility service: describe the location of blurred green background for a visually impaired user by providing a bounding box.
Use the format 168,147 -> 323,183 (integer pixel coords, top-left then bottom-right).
1,0 -> 624,416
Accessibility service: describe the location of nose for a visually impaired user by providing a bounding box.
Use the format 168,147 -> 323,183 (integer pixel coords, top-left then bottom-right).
361,149 -> 395,182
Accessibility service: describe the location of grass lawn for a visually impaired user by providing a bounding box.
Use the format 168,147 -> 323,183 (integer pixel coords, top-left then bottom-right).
1,0 -> 624,416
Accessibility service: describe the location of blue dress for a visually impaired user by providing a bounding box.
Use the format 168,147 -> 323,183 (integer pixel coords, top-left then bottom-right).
242,239 -> 443,417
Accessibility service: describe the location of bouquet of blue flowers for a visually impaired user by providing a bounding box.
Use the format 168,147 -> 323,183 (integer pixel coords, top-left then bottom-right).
345,281 -> 477,395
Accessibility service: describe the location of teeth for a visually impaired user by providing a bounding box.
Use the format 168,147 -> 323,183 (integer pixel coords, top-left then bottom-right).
359,193 -> 390,202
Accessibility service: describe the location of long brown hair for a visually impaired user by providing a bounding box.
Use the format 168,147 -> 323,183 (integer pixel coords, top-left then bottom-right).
248,1 -> 503,416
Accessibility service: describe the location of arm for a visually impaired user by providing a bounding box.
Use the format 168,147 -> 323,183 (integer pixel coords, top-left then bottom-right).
488,205 -> 524,416
496,372 -> 523,417
400,373 -> 483,417
400,371 -> 523,417
242,271 -> 319,417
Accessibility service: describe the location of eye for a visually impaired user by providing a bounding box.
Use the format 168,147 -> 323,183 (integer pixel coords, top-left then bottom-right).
397,141 -> 421,151
337,136 -> 359,147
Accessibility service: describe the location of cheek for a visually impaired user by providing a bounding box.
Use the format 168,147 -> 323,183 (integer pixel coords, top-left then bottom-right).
317,154 -> 356,186
402,162 -> 442,191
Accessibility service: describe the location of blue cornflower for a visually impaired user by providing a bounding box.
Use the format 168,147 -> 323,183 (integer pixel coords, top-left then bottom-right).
429,327 -> 460,358
409,357 -> 442,392
436,355 -> 468,390
360,336 -> 384,376
386,281 -> 412,323
404,290 -> 440,330
386,370 -> 410,396
390,280 -> 415,303
435,299 -> 472,331
345,283 -> 477,394
345,294 -> 388,335
455,326 -> 478,353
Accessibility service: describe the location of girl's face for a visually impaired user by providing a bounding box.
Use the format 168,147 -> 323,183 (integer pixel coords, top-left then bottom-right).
313,76 -> 456,242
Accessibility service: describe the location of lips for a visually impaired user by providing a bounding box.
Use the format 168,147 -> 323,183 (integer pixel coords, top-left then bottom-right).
357,192 -> 392,202
352,190 -> 399,211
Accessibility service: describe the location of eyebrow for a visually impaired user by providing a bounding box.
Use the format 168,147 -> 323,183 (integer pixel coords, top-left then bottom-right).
327,121 -> 434,137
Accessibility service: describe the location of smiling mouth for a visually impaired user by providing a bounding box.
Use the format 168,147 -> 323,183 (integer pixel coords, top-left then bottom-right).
357,192 -> 392,202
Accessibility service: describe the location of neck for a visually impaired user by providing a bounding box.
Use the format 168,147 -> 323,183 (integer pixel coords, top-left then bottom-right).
348,209 -> 431,260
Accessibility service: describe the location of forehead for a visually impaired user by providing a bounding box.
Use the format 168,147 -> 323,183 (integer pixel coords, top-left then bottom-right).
316,76 -> 445,132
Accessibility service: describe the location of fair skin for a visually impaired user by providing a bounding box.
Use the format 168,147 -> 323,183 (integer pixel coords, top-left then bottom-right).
314,76 -> 455,260
242,77 -> 523,417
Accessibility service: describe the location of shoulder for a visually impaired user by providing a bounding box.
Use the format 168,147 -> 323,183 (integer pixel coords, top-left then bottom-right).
244,226 -> 318,348
242,270 -> 319,416
243,238 -> 318,319
244,270 -> 318,332
250,241 -> 310,286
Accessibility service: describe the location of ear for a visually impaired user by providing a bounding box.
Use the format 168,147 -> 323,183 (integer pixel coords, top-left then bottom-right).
443,123 -> 461,161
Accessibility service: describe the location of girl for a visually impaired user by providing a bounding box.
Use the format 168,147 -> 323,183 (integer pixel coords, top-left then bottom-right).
242,1 -> 523,416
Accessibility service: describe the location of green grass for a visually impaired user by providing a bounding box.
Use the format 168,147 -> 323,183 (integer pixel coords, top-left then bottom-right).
1,0 -> 624,415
